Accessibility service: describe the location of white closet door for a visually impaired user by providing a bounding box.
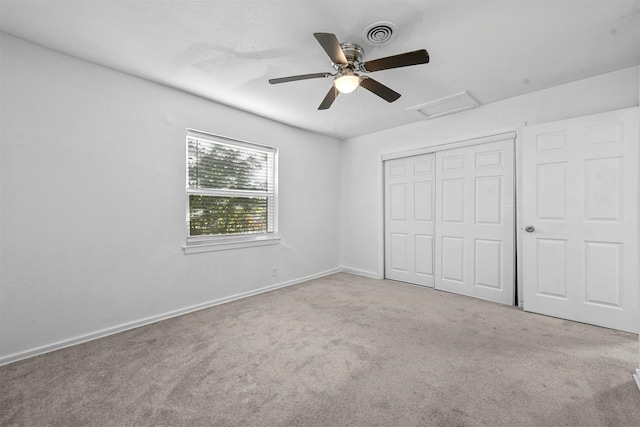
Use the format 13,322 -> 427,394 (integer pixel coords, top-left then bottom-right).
434,139 -> 515,304
522,108 -> 639,333
384,154 -> 435,287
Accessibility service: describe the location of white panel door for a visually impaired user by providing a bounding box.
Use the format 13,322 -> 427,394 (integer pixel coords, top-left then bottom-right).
434,139 -> 515,304
384,154 -> 435,287
522,108 -> 639,333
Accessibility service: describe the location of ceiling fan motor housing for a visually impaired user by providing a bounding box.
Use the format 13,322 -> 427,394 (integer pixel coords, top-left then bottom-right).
336,43 -> 364,68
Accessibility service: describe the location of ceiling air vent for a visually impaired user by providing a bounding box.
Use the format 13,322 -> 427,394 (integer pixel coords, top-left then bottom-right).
407,91 -> 479,120
362,21 -> 398,46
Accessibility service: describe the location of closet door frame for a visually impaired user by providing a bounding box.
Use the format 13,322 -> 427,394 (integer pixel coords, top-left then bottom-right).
380,127 -> 523,305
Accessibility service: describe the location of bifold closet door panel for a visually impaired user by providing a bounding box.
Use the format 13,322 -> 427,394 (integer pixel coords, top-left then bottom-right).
384,153 -> 435,287
434,139 -> 515,305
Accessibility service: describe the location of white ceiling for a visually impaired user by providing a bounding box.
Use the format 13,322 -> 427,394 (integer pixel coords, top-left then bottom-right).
1,0 -> 639,139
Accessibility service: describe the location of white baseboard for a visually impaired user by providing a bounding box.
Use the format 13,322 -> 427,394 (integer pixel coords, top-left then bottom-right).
634,369 -> 640,392
340,266 -> 382,279
0,267 -> 341,366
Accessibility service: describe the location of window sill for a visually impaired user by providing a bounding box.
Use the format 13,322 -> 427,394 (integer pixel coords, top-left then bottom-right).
183,235 -> 281,254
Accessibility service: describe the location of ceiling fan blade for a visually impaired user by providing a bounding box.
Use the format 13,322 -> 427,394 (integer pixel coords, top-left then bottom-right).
269,72 -> 331,84
318,86 -> 339,110
313,33 -> 348,65
362,49 -> 429,72
359,77 -> 401,103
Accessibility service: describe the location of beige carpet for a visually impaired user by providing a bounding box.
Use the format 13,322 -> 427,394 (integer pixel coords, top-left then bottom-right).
1,273 -> 639,426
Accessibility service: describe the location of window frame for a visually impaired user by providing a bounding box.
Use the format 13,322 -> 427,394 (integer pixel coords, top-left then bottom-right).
183,129 -> 279,254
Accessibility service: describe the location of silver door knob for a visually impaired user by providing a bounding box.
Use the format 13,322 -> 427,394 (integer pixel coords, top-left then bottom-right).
525,226 -> 535,233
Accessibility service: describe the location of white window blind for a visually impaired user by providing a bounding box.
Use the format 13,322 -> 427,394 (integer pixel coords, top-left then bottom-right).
186,130 -> 277,243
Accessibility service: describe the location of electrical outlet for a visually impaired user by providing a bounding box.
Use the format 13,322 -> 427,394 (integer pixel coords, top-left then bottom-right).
272,267 -> 278,277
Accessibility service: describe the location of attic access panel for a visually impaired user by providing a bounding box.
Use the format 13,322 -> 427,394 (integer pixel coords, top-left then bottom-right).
408,91 -> 479,119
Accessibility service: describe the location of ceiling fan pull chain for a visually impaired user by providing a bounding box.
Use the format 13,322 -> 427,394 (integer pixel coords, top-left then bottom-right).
357,86 -> 361,120
334,93 -> 338,132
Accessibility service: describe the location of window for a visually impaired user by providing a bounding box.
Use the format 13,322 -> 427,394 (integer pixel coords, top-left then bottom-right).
185,129 -> 278,253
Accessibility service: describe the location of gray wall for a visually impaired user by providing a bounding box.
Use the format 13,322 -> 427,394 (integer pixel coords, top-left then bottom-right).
0,35 -> 342,363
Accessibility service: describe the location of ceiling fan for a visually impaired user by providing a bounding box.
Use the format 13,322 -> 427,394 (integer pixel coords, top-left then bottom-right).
269,33 -> 430,110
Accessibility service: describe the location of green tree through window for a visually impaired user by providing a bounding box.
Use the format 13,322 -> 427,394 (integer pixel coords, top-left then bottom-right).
187,131 -> 276,238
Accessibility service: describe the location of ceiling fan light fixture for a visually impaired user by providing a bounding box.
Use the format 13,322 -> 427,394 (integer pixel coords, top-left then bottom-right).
334,72 -> 361,93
